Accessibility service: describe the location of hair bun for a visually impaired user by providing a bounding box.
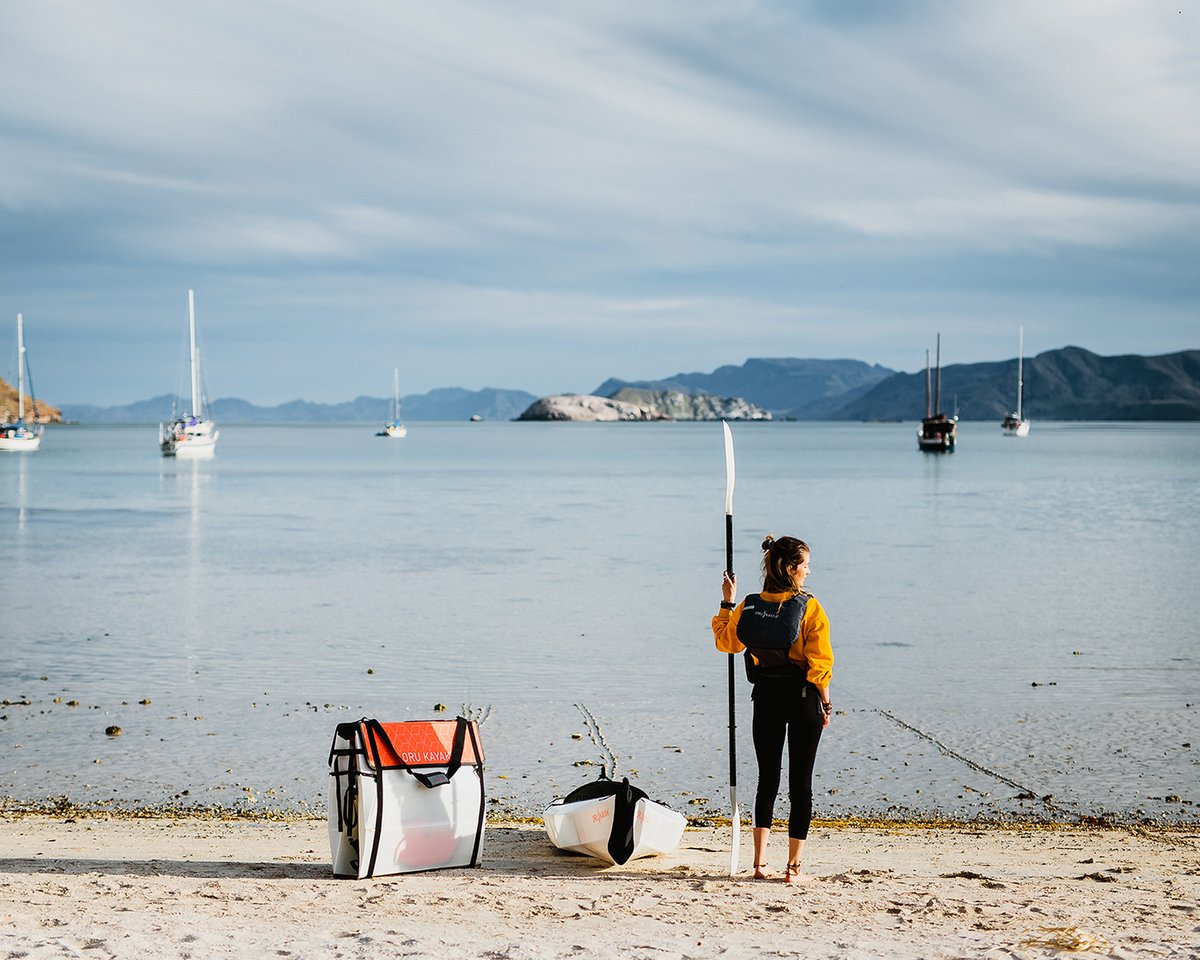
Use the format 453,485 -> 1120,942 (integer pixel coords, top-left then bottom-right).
761,535 -> 776,552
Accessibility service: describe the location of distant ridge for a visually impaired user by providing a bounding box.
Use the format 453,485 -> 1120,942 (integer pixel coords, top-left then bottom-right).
50,347 -> 1200,425
60,386 -> 537,424
595,357 -> 894,419
837,347 -> 1200,421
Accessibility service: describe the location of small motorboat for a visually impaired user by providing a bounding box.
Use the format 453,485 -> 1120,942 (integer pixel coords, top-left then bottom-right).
543,768 -> 686,866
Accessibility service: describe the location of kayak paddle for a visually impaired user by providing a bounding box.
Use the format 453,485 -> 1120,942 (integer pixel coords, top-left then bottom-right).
723,420 -> 740,876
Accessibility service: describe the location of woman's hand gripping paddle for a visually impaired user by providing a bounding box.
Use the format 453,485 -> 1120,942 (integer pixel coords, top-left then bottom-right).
723,420 -> 740,876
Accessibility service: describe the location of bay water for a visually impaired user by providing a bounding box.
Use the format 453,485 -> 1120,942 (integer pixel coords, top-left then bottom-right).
2,420 -> 1197,824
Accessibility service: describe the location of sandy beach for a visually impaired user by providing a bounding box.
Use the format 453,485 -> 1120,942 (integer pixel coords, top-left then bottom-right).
1,814 -> 1196,959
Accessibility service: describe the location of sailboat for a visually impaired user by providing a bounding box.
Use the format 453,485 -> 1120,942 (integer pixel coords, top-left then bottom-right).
159,289 -> 219,458
917,333 -> 957,452
0,313 -> 44,452
377,368 -> 407,438
1002,326 -> 1031,437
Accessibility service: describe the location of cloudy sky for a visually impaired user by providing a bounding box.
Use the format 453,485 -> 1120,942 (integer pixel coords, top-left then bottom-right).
2,1 -> 1197,406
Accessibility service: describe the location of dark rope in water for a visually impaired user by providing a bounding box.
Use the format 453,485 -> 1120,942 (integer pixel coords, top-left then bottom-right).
574,701 -> 618,777
877,708 -> 1196,846
875,708 -> 1079,821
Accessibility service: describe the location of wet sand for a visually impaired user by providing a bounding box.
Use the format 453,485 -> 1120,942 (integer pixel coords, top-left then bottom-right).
1,813 -> 1197,959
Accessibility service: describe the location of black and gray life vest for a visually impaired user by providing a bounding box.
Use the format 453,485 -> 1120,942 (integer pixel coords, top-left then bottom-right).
736,592 -> 809,682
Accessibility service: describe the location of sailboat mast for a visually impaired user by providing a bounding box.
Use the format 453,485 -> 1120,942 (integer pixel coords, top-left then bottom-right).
924,349 -> 931,419
16,312 -> 26,421
1017,325 -> 1024,420
393,367 -> 400,420
934,333 -> 942,415
188,289 -> 199,416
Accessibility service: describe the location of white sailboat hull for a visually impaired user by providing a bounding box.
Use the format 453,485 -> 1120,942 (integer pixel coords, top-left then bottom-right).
160,419 -> 219,458
383,422 -> 407,438
543,794 -> 686,865
169,435 -> 219,458
0,428 -> 43,452
1003,419 -> 1030,438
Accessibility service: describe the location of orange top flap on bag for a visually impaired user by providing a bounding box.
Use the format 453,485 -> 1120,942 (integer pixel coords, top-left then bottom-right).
360,719 -> 484,770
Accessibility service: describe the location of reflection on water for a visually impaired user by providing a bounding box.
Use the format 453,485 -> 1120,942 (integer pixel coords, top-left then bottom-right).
1,421 -> 1197,823
14,450 -> 28,531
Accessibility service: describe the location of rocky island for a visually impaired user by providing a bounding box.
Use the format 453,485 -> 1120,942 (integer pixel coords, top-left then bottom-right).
1,377 -> 61,423
516,389 -> 770,422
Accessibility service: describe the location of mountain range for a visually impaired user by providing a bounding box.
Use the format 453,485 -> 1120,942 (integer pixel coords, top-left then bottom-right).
594,357 -> 893,419
57,387 -> 538,425
596,349 -> 1200,421
837,347 -> 1200,422
28,346 -> 1200,424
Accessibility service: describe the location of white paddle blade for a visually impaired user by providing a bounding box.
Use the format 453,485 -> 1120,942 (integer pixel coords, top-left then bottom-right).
723,421 -> 735,516
729,789 -> 741,876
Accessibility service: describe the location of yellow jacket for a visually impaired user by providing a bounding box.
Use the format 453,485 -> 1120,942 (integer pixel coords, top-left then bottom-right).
712,590 -> 833,687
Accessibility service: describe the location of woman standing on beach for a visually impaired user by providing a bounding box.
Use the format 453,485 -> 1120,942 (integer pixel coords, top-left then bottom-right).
712,535 -> 833,884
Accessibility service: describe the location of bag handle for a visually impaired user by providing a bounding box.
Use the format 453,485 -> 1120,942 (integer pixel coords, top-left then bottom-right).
361,717 -> 470,788
328,721 -> 362,768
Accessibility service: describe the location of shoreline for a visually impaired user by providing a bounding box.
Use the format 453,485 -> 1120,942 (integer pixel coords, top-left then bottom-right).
4,795 -> 1198,833
4,697 -> 1195,827
2,814 -> 1197,959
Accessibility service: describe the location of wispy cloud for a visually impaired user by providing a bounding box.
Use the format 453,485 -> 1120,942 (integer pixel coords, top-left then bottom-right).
1,0 -> 1196,403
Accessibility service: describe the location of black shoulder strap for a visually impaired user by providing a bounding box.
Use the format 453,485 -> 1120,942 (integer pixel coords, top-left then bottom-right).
465,719 -> 486,867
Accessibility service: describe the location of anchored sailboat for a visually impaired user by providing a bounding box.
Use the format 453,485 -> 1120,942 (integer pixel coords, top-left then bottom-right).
0,313 -> 44,452
917,333 -> 957,452
1002,326 -> 1031,437
377,368 -> 407,438
159,289 -> 218,458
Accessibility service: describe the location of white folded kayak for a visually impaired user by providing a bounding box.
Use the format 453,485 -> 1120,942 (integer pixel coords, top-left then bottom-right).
543,770 -> 686,865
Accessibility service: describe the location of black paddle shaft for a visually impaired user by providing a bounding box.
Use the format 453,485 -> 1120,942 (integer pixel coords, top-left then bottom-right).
725,513 -> 736,789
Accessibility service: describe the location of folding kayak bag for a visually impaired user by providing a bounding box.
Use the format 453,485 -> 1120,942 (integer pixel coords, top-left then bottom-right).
328,717 -> 486,878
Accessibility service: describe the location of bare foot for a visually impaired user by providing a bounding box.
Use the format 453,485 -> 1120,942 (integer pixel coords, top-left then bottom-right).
784,865 -> 815,885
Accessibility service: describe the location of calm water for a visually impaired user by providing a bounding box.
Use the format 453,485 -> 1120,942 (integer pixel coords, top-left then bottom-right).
2,421 -> 1197,824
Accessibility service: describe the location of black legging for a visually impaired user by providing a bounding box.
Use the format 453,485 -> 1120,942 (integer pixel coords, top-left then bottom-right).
751,681 -> 824,840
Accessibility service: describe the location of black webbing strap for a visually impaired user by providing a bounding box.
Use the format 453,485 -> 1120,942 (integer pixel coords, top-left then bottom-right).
466,719 -> 486,867
608,778 -> 640,865
368,728 -> 386,878
328,723 -> 365,836
339,772 -> 358,838
328,721 -> 363,768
